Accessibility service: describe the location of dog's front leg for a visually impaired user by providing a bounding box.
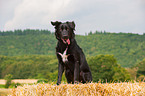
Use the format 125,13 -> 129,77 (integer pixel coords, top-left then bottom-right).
74,61 -> 79,83
57,63 -> 64,85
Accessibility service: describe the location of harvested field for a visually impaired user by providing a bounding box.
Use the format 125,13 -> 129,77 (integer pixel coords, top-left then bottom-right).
0,88 -> 12,96
0,79 -> 38,85
0,79 -> 38,96
11,82 -> 145,96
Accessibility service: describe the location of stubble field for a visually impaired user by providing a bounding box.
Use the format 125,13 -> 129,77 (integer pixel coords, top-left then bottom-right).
10,82 -> 145,96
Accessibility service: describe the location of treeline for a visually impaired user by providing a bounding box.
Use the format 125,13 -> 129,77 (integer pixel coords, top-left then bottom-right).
84,31 -> 145,67
0,55 -> 144,82
0,29 -> 56,56
0,55 -> 57,80
0,29 -> 145,67
0,29 -> 52,36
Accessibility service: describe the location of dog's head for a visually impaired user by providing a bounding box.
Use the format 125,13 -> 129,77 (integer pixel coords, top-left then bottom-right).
51,21 -> 75,45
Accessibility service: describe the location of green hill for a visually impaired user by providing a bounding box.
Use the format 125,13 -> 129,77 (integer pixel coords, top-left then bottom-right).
0,29 -> 145,67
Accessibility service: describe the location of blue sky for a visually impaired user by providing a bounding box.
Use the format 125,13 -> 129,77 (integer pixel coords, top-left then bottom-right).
0,0 -> 145,35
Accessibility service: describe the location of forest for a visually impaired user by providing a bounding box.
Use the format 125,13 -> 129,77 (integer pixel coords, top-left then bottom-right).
0,29 -> 145,81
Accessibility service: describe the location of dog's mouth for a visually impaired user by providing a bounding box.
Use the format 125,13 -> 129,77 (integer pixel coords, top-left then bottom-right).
61,38 -> 70,45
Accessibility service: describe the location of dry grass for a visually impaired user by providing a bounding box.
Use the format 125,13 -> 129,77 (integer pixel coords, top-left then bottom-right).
0,88 -> 12,96
0,79 -> 6,85
10,82 -> 145,96
0,79 -> 38,96
0,79 -> 38,85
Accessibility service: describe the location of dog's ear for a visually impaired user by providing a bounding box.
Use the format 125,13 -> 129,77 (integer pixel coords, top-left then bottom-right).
66,21 -> 75,30
51,21 -> 62,28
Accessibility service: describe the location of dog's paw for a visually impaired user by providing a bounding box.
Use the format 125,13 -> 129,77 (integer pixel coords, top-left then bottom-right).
74,81 -> 79,84
56,82 -> 60,85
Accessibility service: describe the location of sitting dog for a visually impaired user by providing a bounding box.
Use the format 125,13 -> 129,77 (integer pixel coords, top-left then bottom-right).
51,21 -> 92,85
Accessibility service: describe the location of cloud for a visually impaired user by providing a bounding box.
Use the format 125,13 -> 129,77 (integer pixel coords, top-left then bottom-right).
75,0 -> 145,34
4,0 -> 74,31
3,0 -> 145,34
0,0 -> 22,30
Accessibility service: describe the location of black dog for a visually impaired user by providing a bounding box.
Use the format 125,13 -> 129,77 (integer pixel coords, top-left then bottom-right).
51,21 -> 92,85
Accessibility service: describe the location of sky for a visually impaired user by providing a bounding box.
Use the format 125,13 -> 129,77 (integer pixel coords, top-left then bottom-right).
0,0 -> 145,35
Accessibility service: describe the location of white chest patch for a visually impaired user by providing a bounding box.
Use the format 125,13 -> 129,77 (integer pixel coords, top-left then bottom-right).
57,47 -> 69,63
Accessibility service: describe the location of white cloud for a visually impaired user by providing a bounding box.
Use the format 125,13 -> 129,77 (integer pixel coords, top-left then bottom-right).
73,0 -> 145,34
4,0 -> 74,31
3,0 -> 145,34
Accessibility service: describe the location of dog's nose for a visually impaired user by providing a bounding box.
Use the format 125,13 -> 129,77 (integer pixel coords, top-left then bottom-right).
62,31 -> 69,40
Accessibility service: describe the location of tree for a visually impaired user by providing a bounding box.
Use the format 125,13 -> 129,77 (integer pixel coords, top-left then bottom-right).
88,55 -> 131,82
4,74 -> 13,88
136,58 -> 145,78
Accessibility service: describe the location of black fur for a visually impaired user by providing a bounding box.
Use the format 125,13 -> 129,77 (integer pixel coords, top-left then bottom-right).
51,21 -> 92,85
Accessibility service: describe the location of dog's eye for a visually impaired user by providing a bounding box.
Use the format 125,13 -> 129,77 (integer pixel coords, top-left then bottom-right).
65,26 -> 68,30
60,26 -> 64,31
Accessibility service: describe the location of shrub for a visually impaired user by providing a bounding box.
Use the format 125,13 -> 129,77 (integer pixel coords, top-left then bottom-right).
88,55 -> 131,82
4,74 -> 13,88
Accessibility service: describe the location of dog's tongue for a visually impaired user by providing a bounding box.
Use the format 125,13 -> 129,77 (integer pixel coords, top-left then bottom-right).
66,39 -> 70,45
62,38 -> 70,45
